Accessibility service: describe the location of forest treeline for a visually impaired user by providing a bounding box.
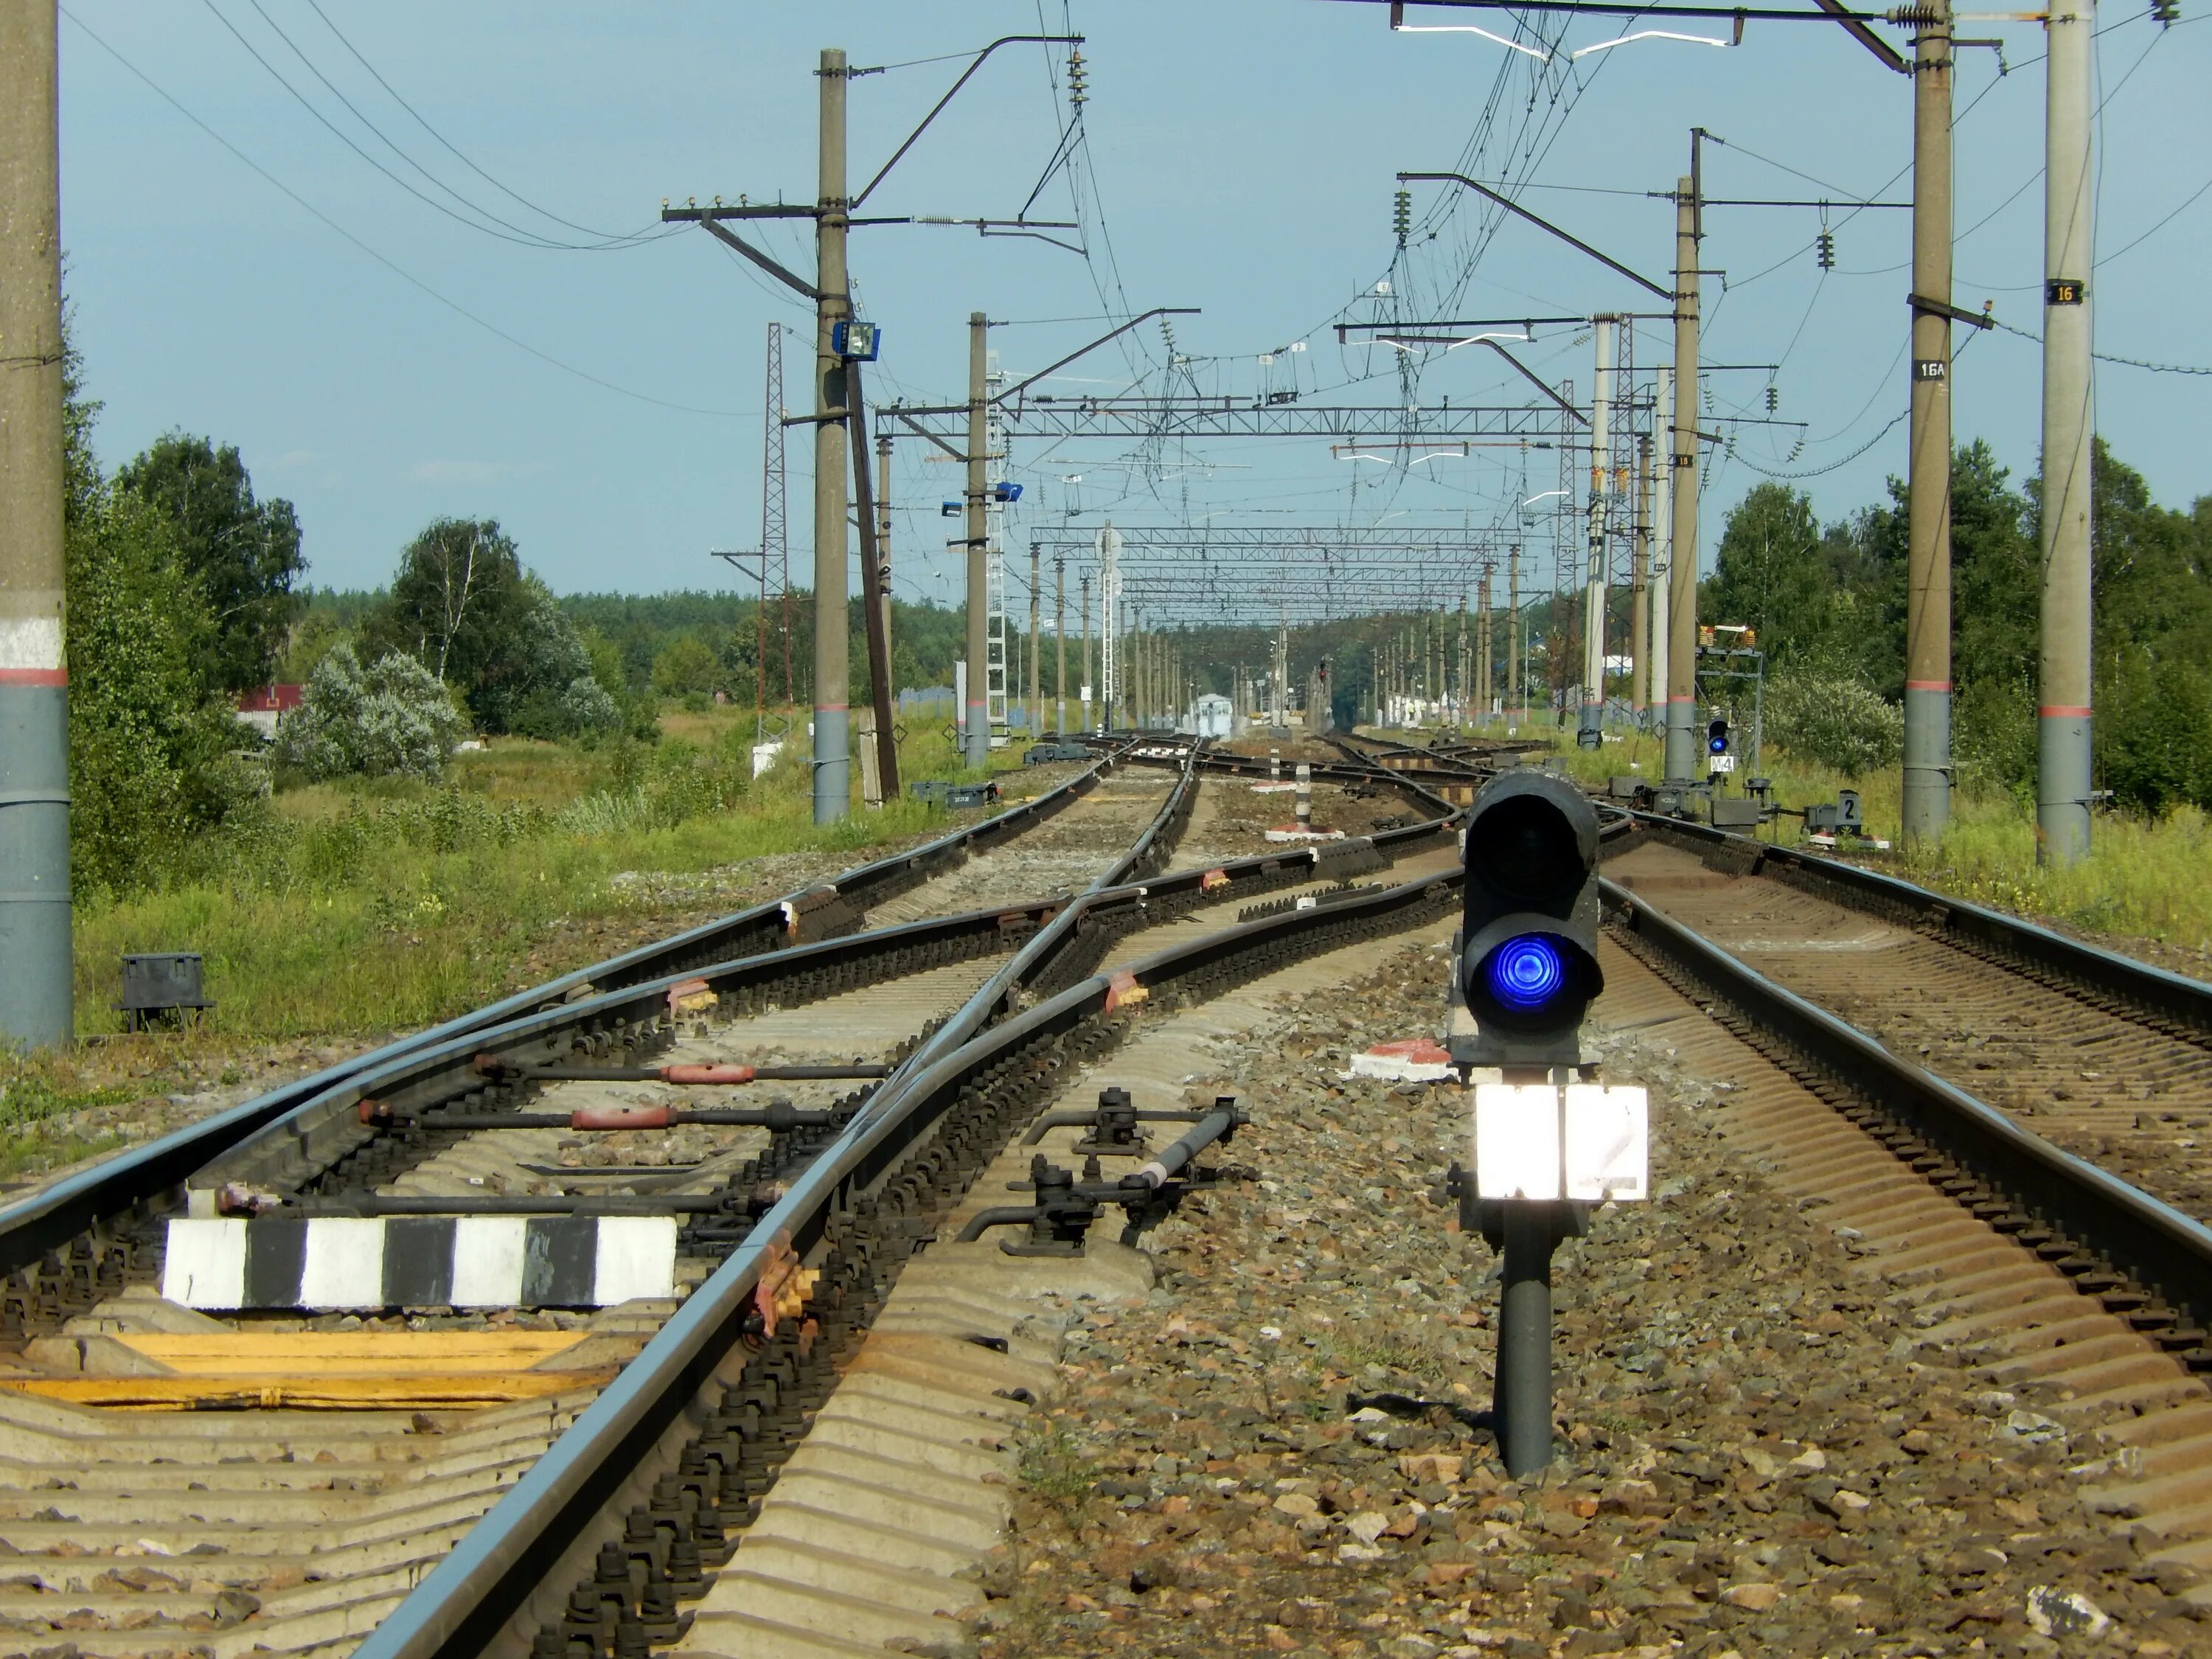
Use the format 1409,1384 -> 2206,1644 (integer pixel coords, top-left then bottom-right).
296,435 -> 2212,814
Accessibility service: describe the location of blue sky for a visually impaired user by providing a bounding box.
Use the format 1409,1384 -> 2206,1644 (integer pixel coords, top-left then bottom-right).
57,1 -> 2212,617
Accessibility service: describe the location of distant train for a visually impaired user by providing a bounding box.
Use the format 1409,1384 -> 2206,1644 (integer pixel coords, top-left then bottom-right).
1188,692 -> 1234,740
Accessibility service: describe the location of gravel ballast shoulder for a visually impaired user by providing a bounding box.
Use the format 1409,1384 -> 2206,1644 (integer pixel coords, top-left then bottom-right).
973,942 -> 2210,1659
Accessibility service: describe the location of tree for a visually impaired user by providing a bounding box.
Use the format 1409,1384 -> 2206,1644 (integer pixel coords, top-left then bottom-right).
277,608 -> 349,684
67,489 -> 252,894
1706,483 -> 1834,664
652,635 -> 722,699
1766,669 -> 1903,776
361,518 -> 619,740
58,336 -> 251,895
362,517 -> 531,698
114,434 -> 305,694
274,643 -> 467,781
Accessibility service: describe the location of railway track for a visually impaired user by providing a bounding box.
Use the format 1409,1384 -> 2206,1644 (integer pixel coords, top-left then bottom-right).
0,745 -> 1158,1295
1603,816 -> 2212,1234
955,908 -> 2212,1657
0,742 -> 1466,1658
18,726 -> 2212,1657
1595,818 -> 2212,1601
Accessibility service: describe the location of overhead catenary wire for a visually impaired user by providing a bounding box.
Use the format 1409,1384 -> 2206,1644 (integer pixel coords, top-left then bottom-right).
63,6 -> 750,420
1987,316 -> 2212,375
297,0 -> 669,247
199,0 -> 670,253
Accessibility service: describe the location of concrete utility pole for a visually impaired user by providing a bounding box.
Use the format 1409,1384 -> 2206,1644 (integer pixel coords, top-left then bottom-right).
810,49 -> 853,825
1663,171 -> 1703,785
1630,432 -> 1653,726
1027,544 -> 1042,738
1651,367 -> 1672,736
0,0 -> 70,1048
1130,619 -> 1142,728
2037,0 -> 2096,865
1054,553 -> 1067,735
1477,569 -> 1494,721
874,431 -> 894,678
1080,572 -> 1093,733
1579,316 -> 1615,748
1903,7 -> 1955,843
1096,524 -> 1119,732
1456,597 -> 1469,726
846,374 -> 900,803
964,312 -> 991,768
1509,545 -> 1523,723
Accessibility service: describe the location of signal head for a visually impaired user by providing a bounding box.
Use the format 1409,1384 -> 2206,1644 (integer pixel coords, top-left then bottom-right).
1457,771 -> 1605,1064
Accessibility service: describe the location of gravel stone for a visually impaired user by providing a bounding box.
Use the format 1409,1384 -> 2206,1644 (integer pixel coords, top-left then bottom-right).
974,938 -> 2208,1658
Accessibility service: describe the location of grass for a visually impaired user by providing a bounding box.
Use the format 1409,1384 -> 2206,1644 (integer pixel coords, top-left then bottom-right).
1016,1416 -> 1101,1504
1394,719 -> 2212,964
0,1054 -> 137,1184
1315,1325 -> 1453,1385
68,705 -> 1038,1047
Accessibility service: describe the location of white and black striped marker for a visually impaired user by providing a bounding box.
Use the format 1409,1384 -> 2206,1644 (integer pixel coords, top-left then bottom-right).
161,1216 -> 678,1311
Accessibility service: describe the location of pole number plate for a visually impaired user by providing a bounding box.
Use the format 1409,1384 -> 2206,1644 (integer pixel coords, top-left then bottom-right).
1913,359 -> 1947,381
2046,278 -> 2086,305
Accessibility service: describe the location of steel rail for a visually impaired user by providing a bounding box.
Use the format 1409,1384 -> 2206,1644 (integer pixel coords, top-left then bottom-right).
201,738 -> 1216,1208
880,739 -> 1206,1091
1110,735 -> 1471,820
353,859 -> 1464,1659
1613,811 -> 2212,1039
202,740 -> 1443,1211
1605,880 -> 2212,1349
0,744 -> 1141,1275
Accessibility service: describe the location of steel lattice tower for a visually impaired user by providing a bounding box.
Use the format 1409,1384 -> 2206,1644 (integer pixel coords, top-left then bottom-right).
762,320 -> 793,711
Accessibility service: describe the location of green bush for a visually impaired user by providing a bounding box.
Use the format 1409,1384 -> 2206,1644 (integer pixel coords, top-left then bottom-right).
2100,645 -> 2212,813
554,737 -> 746,836
274,644 -> 466,781
1765,669 -> 1903,776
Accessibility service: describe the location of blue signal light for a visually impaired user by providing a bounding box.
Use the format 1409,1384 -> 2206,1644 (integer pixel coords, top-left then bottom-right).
1708,735 -> 1728,754
1484,933 -> 1567,1012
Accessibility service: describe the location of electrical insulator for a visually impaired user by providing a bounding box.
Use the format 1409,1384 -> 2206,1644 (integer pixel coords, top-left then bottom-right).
1764,385 -> 1779,414
1067,49 -> 1088,108
1393,189 -> 1412,249
1817,229 -> 1836,270
2151,0 -> 2178,22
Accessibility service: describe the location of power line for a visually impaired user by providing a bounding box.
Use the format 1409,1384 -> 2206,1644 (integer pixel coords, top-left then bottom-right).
63,6 -> 750,419
201,0 -> 577,250
204,0 -> 669,252
1989,316 -> 2212,375
298,0 -> 668,247
1731,409 -> 1908,479
2098,169 -> 2212,265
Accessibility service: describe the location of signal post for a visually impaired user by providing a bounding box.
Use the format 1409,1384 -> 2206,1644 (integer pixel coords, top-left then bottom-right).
1443,772 -> 1646,1475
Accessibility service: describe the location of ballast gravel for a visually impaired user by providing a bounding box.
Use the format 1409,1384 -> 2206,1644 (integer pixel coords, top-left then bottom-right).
970,940 -> 2210,1659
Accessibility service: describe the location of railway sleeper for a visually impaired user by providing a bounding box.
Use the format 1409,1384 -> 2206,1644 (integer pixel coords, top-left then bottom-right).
1609,917 -> 2191,1385
1733,832 -> 2212,1056
529,1013 -> 1113,1657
